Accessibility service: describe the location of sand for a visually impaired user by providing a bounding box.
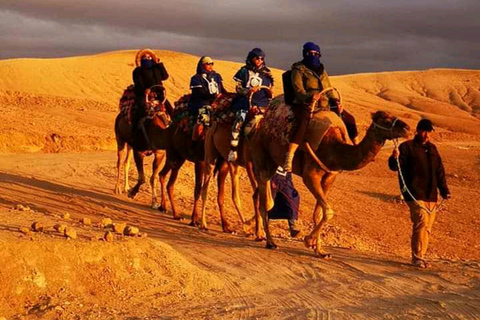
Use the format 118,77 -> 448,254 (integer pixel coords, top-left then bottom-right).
0,50 -> 479,319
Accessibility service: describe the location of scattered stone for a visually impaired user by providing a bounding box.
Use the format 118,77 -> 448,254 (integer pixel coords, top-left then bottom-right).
124,226 -> 139,236
63,213 -> 71,221
113,223 -> 126,234
139,232 -> 148,238
101,218 -> 113,228
54,306 -> 63,313
104,231 -> 114,242
20,227 -> 32,236
81,217 -> 92,226
64,227 -> 77,239
15,204 -> 31,211
31,222 -> 44,232
53,224 -> 67,233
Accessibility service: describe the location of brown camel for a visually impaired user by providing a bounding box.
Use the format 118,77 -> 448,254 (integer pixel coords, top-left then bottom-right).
114,85 -> 172,208
156,123 -> 241,233
199,89 -> 274,239
250,102 -> 410,257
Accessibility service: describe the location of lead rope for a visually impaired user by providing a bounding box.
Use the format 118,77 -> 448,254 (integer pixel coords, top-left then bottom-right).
392,138 -> 444,214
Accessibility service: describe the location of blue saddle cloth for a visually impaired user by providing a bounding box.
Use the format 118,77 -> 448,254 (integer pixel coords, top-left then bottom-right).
268,172 -> 299,221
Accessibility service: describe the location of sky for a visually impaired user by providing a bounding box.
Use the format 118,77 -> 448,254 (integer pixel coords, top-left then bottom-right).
1,0 -> 479,75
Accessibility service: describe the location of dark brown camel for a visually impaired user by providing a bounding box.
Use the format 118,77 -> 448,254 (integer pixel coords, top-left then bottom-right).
114,85 -> 172,208
250,103 -> 410,257
156,123 -> 241,233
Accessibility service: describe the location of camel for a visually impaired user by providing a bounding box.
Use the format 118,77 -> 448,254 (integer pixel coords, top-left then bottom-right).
157,123 -> 242,232
199,90 -> 274,239
250,96 -> 410,257
114,85 -> 172,209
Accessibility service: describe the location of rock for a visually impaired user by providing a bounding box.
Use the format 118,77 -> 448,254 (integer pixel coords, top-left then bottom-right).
15,204 -> 31,211
20,227 -> 32,236
63,213 -> 71,220
31,222 -> 44,232
113,223 -> 126,234
124,226 -> 139,236
139,232 -> 148,238
64,227 -> 77,239
81,217 -> 92,226
101,218 -> 113,228
53,224 -> 67,233
104,231 -> 114,242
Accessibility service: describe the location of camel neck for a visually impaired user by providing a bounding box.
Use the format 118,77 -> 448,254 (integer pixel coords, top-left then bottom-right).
322,126 -> 385,171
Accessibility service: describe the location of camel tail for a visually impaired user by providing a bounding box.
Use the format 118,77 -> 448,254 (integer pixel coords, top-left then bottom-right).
213,157 -> 225,177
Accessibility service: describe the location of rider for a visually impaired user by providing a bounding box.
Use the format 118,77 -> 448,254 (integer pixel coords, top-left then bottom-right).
228,48 -> 274,162
282,42 -> 358,172
132,49 -> 171,149
188,56 -> 226,140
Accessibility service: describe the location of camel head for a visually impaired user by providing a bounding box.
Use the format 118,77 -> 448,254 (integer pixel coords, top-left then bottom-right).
370,111 -> 410,141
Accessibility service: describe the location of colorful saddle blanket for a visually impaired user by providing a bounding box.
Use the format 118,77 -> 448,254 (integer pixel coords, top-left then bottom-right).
118,85 -> 136,124
212,93 -> 266,126
262,94 -> 350,148
172,94 -> 194,133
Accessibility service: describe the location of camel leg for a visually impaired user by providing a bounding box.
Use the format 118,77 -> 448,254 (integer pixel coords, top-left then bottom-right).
228,163 -> 247,225
158,160 -> 172,212
245,161 -> 260,238
191,161 -> 205,226
200,162 -> 215,231
128,151 -> 146,199
115,140 -> 128,194
123,145 -> 133,194
217,161 -> 234,233
150,152 -> 166,209
302,169 -> 334,259
258,178 -> 277,249
167,166 -> 183,220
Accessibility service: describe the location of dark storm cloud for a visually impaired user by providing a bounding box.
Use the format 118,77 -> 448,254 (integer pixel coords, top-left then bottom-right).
1,0 -> 479,74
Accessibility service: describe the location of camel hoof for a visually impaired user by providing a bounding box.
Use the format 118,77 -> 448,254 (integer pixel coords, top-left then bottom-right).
173,215 -> 184,221
304,235 -> 315,248
188,219 -> 199,226
157,206 -> 167,213
151,203 -> 161,210
127,191 -> 138,199
266,242 -> 278,250
222,224 -> 235,234
255,236 -> 266,242
316,253 -> 332,260
114,188 -> 122,195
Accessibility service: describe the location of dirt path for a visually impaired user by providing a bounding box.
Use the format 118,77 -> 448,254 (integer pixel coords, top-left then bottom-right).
1,150 -> 480,319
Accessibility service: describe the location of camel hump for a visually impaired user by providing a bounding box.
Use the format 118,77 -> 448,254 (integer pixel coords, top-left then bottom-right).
262,95 -> 296,145
262,95 -> 349,148
306,111 -> 350,150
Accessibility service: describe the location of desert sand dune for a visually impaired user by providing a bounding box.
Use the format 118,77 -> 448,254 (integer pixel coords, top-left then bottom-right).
0,50 -> 479,319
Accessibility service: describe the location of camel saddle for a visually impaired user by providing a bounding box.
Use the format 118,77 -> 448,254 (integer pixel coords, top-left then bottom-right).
211,92 -> 267,140
262,95 -> 351,150
172,94 -> 194,134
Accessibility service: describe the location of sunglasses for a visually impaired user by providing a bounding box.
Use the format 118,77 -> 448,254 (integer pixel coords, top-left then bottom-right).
307,51 -> 321,57
254,56 -> 265,61
142,55 -> 153,60
205,62 -> 214,66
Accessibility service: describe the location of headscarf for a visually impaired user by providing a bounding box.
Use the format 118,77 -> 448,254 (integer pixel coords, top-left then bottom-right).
302,42 -> 323,73
196,56 -> 215,79
245,48 -> 274,84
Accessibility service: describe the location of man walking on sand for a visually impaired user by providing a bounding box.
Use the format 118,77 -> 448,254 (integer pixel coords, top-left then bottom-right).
388,119 -> 451,268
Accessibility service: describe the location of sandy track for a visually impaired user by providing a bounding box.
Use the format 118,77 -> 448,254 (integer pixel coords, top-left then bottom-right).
1,150 -> 479,319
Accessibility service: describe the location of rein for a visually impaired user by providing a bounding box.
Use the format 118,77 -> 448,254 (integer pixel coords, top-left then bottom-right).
392,138 -> 445,214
